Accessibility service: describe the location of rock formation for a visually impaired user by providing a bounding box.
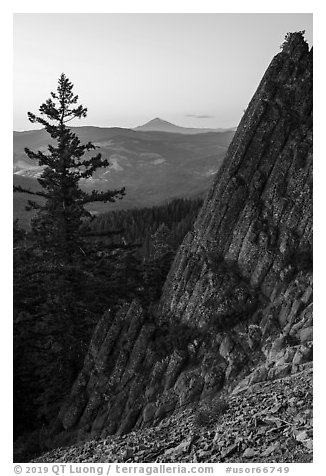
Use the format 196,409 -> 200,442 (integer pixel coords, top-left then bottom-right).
34,367 -> 313,463
51,32 -> 313,448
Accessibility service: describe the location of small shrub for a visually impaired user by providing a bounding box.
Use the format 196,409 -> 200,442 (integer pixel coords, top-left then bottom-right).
194,398 -> 229,428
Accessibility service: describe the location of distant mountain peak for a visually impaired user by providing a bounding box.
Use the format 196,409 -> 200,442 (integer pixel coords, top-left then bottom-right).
140,117 -> 174,127
134,117 -> 232,135
152,117 -> 170,123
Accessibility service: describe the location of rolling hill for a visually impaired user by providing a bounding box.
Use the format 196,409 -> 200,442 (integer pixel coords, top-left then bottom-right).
13,124 -> 235,227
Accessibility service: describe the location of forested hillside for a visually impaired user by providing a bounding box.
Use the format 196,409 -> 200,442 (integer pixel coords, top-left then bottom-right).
86,196 -> 203,259
14,195 -> 202,458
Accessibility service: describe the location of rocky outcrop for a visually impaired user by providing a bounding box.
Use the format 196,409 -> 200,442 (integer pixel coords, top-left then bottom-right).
52,33 -> 313,447
34,366 -> 313,463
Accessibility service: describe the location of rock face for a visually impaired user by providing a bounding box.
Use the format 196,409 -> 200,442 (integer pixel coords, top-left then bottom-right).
53,33 -> 313,444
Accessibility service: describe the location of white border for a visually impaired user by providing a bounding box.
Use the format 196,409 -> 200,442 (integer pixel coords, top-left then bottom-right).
3,3 -> 323,474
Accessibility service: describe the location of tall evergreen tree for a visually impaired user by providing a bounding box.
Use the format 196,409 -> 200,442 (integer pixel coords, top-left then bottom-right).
13,73 -> 129,361
14,73 -> 125,261
13,74 -> 128,432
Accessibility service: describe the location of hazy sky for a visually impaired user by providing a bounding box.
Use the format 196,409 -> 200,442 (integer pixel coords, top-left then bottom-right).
13,13 -> 312,131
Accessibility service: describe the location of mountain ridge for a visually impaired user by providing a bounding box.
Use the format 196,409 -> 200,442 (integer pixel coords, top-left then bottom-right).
13,126 -> 235,227
14,118 -> 236,136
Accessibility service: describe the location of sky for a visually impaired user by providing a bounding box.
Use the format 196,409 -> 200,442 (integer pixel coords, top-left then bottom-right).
13,13 -> 313,131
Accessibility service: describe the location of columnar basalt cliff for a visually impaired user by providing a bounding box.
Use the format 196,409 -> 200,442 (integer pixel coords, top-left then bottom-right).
52,33 -> 312,446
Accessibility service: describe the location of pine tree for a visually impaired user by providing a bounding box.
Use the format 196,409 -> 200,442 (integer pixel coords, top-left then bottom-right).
13,72 -> 130,358
13,74 -> 128,431
13,73 -> 129,318
14,73 -> 125,261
